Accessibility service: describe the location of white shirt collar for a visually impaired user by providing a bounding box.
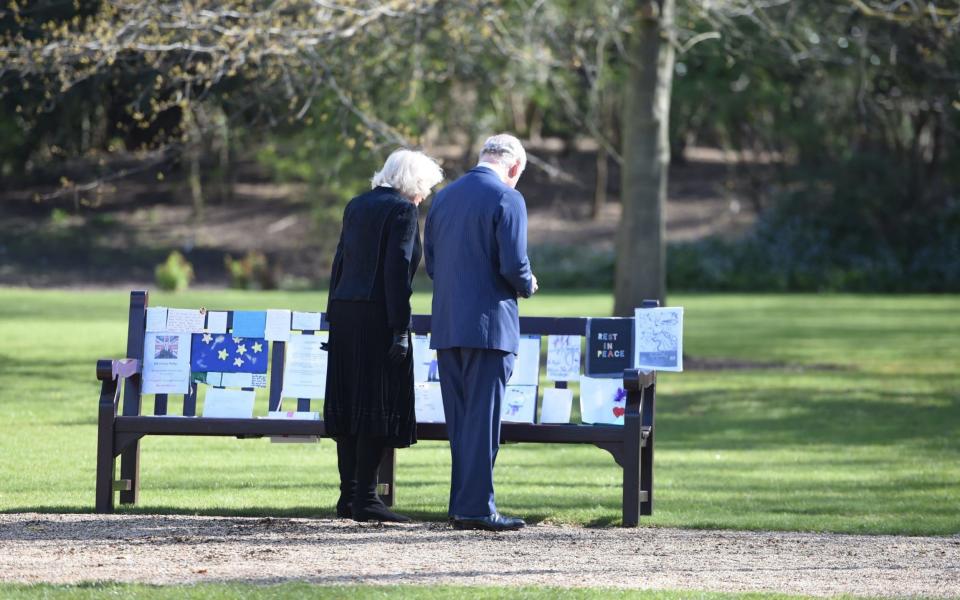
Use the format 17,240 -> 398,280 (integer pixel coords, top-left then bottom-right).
476,161 -> 508,181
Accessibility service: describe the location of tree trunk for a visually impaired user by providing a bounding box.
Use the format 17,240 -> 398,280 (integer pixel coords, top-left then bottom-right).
592,145 -> 608,220
613,0 -> 675,315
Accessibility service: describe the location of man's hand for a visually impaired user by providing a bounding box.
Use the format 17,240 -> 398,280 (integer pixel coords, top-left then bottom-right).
531,273 -> 539,296
387,330 -> 410,364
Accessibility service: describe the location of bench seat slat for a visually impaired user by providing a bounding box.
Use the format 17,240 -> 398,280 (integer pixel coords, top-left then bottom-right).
114,416 -> 645,445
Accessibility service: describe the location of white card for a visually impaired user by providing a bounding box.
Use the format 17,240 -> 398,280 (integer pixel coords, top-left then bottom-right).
540,388 -> 574,424
220,372 -> 267,388
203,388 -> 255,418
264,309 -> 292,342
414,382 -> 445,423
166,308 -> 206,333
579,376 -> 626,425
282,333 -> 328,399
501,385 -> 537,424
142,333 -> 191,394
291,311 -> 323,331
145,307 -> 168,332
546,335 -> 581,381
205,372 -> 223,387
412,334 -> 440,383
206,311 -> 228,334
507,336 -> 541,386
634,307 -> 684,372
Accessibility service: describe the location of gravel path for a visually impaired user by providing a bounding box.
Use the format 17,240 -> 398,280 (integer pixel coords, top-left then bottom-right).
1,513 -> 958,597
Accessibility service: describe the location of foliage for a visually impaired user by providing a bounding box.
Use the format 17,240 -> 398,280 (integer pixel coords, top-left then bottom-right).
528,245 -> 615,289
153,250 -> 194,292
667,176 -> 960,292
224,251 -> 277,291
1,289 -> 959,534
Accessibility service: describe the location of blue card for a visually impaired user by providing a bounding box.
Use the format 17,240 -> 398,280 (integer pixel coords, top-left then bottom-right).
232,310 -> 266,338
191,333 -> 268,374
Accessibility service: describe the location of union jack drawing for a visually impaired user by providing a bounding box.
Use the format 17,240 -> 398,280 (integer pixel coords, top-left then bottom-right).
155,335 -> 179,360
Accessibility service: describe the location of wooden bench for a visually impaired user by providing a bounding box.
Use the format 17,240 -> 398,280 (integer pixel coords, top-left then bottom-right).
95,290 -> 658,525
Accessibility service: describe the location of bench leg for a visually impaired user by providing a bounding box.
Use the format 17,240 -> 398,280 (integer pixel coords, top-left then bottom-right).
118,444 -> 140,505
640,430 -> 654,516
622,414 -> 643,527
378,447 -> 396,507
95,405 -> 116,514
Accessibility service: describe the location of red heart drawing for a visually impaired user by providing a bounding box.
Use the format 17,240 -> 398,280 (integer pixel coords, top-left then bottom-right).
612,407 -> 625,418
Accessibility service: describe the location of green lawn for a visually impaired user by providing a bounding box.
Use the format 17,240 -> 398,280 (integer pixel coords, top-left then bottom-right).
0,288 -> 957,534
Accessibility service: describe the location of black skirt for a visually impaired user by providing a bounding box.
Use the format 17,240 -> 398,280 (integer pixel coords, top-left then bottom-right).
323,299 -> 417,448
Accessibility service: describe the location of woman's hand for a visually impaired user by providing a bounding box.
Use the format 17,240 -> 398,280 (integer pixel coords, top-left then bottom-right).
388,330 -> 410,364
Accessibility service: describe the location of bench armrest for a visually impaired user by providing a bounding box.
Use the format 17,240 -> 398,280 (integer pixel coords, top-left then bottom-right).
622,368 -> 655,392
96,359 -> 139,415
96,359 -> 140,382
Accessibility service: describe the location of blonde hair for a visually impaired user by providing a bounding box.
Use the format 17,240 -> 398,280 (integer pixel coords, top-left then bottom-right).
371,149 -> 444,200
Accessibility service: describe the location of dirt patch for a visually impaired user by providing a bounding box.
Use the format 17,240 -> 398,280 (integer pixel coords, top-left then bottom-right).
1,513 -> 957,597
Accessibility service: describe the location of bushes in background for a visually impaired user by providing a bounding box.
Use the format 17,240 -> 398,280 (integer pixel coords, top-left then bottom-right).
154,251 -> 194,292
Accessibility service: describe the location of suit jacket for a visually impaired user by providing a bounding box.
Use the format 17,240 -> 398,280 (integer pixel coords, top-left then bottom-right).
424,166 -> 535,354
328,186 -> 422,330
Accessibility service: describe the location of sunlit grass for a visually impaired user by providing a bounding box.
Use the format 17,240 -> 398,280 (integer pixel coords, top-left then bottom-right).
0,288 -> 958,534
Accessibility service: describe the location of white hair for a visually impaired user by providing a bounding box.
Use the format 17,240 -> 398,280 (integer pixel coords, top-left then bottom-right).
371,149 -> 444,200
478,133 -> 527,171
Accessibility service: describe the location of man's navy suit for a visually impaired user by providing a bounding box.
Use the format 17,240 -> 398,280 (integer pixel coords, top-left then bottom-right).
424,166 -> 535,518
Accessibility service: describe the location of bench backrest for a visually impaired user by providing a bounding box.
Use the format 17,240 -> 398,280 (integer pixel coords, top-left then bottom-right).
123,291 -> 648,420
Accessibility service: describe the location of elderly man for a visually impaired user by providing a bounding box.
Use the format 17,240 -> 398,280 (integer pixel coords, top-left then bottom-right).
424,133 -> 538,531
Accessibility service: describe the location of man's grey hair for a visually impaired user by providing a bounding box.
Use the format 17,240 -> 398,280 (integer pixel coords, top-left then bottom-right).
479,134 -> 526,171
371,148 -> 444,200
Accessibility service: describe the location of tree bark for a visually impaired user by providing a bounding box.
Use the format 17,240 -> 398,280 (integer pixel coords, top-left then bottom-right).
613,0 -> 675,315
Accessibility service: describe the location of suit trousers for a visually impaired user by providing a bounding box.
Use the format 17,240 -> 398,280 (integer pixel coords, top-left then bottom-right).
437,347 -> 515,518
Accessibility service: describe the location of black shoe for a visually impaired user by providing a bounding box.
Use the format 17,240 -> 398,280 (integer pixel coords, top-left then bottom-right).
352,499 -> 412,523
451,512 -> 525,531
335,497 -> 352,519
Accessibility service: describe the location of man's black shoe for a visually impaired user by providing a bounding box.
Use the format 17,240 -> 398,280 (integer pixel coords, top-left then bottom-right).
451,512 -> 525,531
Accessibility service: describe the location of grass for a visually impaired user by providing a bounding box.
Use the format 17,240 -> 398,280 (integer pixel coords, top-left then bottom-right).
0,288 -> 958,534
0,583 -> 889,600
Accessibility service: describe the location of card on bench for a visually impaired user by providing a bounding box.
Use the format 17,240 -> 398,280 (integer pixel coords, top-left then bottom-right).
202,388 -> 255,419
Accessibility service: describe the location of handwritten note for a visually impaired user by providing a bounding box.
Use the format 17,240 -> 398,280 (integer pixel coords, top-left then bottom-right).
415,382 -> 445,423
281,333 -> 328,399
166,308 -> 205,333
546,335 -> 581,381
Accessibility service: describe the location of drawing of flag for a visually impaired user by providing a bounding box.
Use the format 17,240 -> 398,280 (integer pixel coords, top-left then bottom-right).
155,335 -> 179,360
190,333 -> 268,374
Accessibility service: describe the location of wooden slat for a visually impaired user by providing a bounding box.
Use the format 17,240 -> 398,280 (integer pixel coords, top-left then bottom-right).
114,416 -> 641,444
268,341 -> 284,412
183,382 -> 198,417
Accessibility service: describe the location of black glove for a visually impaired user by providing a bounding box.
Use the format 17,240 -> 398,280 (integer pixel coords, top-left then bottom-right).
387,330 -> 410,364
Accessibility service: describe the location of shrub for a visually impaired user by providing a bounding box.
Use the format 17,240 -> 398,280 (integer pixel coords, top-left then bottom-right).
224,250 -> 278,290
154,251 -> 194,292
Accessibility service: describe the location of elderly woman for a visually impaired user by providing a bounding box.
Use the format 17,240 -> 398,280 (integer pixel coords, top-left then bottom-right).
325,149 -> 443,523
